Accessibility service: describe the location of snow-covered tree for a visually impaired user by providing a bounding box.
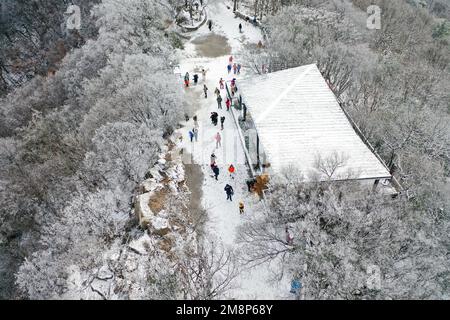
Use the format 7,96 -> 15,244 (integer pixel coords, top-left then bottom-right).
239,179 -> 450,299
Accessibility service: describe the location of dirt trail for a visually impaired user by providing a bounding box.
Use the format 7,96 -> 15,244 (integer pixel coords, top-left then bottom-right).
183,85 -> 203,118
192,33 -> 231,57
181,82 -> 205,227
184,162 -> 204,218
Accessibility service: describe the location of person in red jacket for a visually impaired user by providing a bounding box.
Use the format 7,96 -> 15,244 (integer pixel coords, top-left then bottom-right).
228,164 -> 235,179
226,98 -> 231,111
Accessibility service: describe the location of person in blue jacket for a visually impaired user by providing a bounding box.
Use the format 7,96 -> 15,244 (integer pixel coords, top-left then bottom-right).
290,279 -> 302,296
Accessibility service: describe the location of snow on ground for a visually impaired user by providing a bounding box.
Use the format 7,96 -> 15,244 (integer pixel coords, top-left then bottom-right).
207,2 -> 262,51
175,0 -> 290,299
179,1 -> 262,59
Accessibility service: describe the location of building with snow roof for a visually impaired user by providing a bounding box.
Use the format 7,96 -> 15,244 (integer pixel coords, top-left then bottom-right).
229,64 -> 398,193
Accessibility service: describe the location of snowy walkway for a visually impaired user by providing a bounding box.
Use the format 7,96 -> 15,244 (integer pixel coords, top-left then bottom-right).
175,1 -> 289,299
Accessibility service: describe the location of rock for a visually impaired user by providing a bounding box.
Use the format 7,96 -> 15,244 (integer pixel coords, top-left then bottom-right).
128,232 -> 153,255
141,179 -> 163,193
65,265 -> 83,293
148,167 -> 164,182
161,145 -> 169,154
168,181 -> 178,193
159,238 -> 173,252
135,193 -> 154,228
97,266 -> 113,280
158,210 -> 169,219
125,259 -> 138,272
157,158 -> 167,167
167,163 -> 185,183
353,289 -> 362,296
91,278 -> 110,299
150,217 -> 171,236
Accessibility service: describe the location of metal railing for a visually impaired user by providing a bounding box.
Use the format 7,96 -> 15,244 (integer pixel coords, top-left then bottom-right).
335,95 -> 404,194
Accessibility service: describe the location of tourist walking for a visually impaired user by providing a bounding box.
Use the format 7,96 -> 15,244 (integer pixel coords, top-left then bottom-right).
203,84 -> 208,98
210,112 -> 218,126
285,227 -> 294,245
219,78 -> 224,89
202,68 -> 207,81
189,130 -> 194,142
214,87 -> 220,96
215,132 -> 222,148
217,94 -> 223,109
224,184 -> 234,201
227,64 -> 232,74
233,63 -> 237,74
193,127 -> 198,142
210,153 -> 216,165
193,74 -> 199,85
184,72 -> 190,87
237,63 -> 242,74
239,201 -> 244,214
220,116 -> 225,130
212,165 -> 219,181
193,115 -> 199,129
228,164 -> 235,179
208,20 -> 212,31
226,98 -> 231,111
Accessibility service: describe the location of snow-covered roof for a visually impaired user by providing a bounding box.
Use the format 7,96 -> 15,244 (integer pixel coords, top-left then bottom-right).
238,64 -> 391,181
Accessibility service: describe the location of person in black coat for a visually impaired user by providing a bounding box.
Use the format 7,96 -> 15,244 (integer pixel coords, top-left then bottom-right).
210,112 -> 218,126
212,165 -> 219,180
224,184 -> 234,201
217,94 -> 223,109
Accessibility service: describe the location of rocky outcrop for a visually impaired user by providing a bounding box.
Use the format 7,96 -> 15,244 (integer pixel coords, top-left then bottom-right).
134,138 -> 187,237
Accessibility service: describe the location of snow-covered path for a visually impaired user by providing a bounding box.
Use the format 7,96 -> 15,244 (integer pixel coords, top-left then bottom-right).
175,1 -> 289,299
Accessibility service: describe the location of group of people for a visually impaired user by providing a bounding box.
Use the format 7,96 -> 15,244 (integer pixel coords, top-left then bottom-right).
211,57 -> 246,212
188,115 -> 199,142
185,15 -> 296,294
229,77 -> 238,97
222,169 -> 244,214
210,111 -> 218,126
210,155 -> 242,212
184,55 -> 247,215
227,56 -> 242,75
184,69 -> 207,87
215,81 -> 233,111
